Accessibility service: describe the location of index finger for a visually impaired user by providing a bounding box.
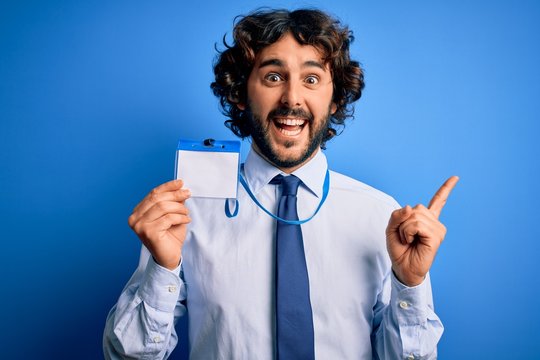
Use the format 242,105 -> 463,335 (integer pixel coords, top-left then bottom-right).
428,175 -> 459,218
133,179 -> 186,213
153,179 -> 184,193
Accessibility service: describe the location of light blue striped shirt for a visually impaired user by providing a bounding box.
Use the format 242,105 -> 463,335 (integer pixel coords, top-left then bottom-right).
104,148 -> 443,359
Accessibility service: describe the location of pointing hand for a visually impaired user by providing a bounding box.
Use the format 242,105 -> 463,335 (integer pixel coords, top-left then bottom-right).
386,176 -> 459,286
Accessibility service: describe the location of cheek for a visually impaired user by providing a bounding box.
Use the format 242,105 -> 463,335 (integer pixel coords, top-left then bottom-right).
308,86 -> 335,115
249,89 -> 278,117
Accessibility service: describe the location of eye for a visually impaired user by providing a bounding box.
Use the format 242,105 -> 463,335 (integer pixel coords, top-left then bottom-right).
264,73 -> 283,82
305,75 -> 319,85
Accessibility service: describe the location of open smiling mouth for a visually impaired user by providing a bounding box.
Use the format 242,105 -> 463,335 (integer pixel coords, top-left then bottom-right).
273,118 -> 307,136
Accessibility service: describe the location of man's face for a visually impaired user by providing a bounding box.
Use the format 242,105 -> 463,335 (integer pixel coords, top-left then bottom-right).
239,32 -> 337,172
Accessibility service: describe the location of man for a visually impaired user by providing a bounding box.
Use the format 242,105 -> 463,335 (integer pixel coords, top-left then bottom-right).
104,8 -> 458,359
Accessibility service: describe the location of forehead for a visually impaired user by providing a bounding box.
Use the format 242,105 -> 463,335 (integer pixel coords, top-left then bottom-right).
254,33 -> 329,70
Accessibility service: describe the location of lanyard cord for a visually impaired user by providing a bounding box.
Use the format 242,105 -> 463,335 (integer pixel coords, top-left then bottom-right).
225,168 -> 330,225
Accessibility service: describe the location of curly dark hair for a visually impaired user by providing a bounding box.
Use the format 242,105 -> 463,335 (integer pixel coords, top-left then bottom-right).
211,8 -> 364,147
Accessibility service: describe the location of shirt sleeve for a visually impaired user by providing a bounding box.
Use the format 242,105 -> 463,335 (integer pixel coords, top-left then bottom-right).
103,246 -> 187,360
371,272 -> 444,360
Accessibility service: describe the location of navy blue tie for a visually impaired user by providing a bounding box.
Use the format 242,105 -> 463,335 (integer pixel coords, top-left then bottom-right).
271,175 -> 315,360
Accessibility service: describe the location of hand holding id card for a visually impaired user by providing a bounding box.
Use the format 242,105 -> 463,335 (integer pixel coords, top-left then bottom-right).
175,139 -> 241,199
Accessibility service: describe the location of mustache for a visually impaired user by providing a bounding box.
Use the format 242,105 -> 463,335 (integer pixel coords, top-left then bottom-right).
268,107 -> 314,122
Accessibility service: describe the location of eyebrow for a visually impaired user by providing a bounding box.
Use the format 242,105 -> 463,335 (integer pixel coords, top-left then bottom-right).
258,58 -> 326,71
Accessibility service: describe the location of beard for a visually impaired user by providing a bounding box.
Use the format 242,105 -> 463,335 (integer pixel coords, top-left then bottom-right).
245,104 -> 332,169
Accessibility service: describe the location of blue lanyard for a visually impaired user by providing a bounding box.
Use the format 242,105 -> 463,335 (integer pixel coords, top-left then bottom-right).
225,168 -> 331,225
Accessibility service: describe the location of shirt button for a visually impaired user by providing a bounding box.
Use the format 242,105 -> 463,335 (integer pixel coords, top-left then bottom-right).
167,285 -> 177,293
406,355 -> 415,360
153,336 -> 161,343
399,301 -> 409,309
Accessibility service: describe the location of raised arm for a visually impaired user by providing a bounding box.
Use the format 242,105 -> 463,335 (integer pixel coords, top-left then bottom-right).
103,179 -> 191,359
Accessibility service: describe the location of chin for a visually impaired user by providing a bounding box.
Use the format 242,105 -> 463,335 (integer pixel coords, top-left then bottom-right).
267,144 -> 316,169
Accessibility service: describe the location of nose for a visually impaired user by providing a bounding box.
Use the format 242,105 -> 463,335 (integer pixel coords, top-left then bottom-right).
280,80 -> 303,107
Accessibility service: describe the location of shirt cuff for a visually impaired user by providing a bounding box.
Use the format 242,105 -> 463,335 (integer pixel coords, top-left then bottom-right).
390,272 -> 430,326
137,257 -> 182,313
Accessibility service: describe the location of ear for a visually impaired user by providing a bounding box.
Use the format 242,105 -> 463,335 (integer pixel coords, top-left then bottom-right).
330,102 -> 337,115
236,103 -> 246,111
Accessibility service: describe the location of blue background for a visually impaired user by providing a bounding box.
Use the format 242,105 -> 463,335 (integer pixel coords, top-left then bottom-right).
2,0 -> 539,359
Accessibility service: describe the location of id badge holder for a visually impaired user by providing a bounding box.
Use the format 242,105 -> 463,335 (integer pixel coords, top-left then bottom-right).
175,138 -> 241,217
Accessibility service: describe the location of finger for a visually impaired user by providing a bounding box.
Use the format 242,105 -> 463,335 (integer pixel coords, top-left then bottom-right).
151,179 -> 185,194
149,213 -> 192,232
412,204 -> 439,221
387,205 -> 413,233
131,201 -> 189,226
428,175 -> 459,218
133,188 -> 191,218
135,212 -> 192,239
399,217 -> 437,244
133,179 -> 186,213
399,206 -> 439,242
145,201 -> 189,221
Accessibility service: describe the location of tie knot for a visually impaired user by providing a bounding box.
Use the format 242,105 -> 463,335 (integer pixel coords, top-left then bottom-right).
271,174 -> 302,196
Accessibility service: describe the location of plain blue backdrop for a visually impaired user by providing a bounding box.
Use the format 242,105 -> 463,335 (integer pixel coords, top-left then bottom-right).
2,0 -> 539,359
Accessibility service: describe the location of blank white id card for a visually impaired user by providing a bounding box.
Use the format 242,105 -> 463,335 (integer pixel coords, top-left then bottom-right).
175,139 -> 241,199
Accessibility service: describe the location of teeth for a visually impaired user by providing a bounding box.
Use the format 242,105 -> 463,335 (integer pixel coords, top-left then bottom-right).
275,118 -> 306,126
278,127 -> 302,136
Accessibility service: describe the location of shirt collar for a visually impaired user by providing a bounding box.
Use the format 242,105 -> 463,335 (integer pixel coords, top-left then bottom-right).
243,146 -> 328,198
